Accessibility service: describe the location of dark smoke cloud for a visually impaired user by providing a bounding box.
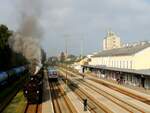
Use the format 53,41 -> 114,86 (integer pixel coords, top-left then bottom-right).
9,0 -> 44,74
17,0 -> 43,38
19,16 -> 42,39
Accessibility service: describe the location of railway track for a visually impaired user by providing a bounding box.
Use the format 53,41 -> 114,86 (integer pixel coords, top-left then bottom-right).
77,79 -> 145,113
49,81 -> 77,113
61,68 -> 150,105
24,103 -> 42,113
90,78 -> 150,105
64,78 -> 110,113
60,69 -> 150,113
61,76 -> 134,113
0,76 -> 27,113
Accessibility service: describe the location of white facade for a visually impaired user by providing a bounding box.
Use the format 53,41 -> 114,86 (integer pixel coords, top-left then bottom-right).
89,46 -> 150,70
103,31 -> 121,50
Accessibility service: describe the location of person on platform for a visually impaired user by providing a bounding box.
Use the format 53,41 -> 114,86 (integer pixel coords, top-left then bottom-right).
83,98 -> 88,111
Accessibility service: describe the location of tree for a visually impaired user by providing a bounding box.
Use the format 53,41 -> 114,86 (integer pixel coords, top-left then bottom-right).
60,52 -> 65,63
0,24 -> 12,70
0,24 -> 27,70
41,48 -> 47,64
48,56 -> 58,66
0,24 -> 12,50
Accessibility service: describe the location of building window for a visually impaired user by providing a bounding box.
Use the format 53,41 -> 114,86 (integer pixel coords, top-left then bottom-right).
115,61 -> 117,67
124,61 -> 126,68
108,59 -> 110,66
123,61 -> 126,68
120,61 -> 121,68
130,61 -> 132,69
117,61 -> 118,68
122,61 -> 124,68
113,61 -> 114,67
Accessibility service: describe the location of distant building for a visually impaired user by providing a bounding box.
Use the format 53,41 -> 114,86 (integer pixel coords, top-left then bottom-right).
103,31 -> 121,50
84,43 -> 150,89
82,31 -> 150,89
90,43 -> 150,70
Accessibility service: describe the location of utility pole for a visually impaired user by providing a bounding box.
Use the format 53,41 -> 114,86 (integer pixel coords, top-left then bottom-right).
65,36 -> 68,59
80,37 -> 84,59
64,34 -> 70,88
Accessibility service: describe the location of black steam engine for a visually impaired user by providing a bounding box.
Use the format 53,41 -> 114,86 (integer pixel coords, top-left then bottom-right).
23,64 -> 44,104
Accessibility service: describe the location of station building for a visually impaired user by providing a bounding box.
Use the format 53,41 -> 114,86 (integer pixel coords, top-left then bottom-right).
82,42 -> 150,89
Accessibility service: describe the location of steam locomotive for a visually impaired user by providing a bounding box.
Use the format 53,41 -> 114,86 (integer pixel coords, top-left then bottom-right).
23,64 -> 43,104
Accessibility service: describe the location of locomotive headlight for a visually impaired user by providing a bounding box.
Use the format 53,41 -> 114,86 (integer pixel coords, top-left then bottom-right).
31,78 -> 33,80
25,91 -> 28,94
37,90 -> 39,94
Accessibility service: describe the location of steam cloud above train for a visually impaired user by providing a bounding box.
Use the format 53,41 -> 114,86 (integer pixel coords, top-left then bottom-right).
8,0 -> 45,74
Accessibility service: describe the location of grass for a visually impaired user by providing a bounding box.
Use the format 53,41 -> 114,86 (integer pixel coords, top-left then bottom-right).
2,90 -> 27,113
0,81 -> 20,102
0,75 -> 28,103
0,74 -> 29,113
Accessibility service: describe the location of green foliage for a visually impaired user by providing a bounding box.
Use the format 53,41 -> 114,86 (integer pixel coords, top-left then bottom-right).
0,24 -> 12,50
0,24 -> 28,70
48,56 -> 58,66
0,24 -> 13,70
60,52 -> 65,63
41,48 -> 47,64
2,91 -> 26,113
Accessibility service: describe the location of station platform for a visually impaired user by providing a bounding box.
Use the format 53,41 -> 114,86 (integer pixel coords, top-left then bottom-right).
85,73 -> 150,100
42,70 -> 54,113
58,78 -> 91,113
89,72 -> 150,95
61,69 -> 150,112
85,78 -> 150,112
63,75 -> 130,113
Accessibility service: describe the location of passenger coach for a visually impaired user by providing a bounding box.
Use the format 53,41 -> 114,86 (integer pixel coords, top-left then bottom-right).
47,67 -> 58,81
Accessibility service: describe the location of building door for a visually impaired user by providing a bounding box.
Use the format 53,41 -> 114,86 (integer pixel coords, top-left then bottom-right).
141,77 -> 145,88
82,67 -> 85,73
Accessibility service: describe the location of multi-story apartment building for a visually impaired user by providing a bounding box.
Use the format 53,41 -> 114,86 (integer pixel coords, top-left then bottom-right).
103,31 -> 121,50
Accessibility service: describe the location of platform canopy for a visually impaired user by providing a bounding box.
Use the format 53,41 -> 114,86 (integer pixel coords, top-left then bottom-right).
82,65 -> 150,76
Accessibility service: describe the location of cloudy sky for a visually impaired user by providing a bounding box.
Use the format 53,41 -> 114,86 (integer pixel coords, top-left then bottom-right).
0,0 -> 150,56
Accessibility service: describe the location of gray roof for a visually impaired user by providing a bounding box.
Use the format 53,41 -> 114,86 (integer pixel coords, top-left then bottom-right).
93,43 -> 150,57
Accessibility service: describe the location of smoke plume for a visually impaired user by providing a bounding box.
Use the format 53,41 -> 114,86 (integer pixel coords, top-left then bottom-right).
9,0 -> 44,74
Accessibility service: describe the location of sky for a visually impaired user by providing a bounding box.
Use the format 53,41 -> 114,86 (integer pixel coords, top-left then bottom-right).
0,0 -> 150,56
